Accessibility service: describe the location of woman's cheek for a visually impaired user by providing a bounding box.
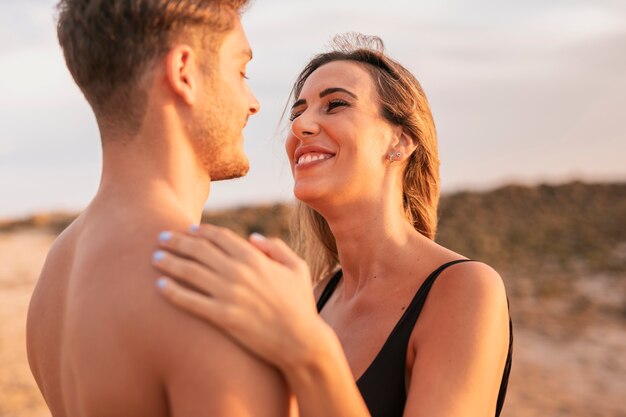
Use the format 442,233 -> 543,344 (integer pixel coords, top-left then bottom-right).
285,136 -> 297,169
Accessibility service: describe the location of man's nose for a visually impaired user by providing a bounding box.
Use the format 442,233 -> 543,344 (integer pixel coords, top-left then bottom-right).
249,96 -> 260,116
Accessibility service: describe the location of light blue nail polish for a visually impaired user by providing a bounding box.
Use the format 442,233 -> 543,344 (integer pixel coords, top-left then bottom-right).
250,232 -> 266,241
159,231 -> 173,242
156,277 -> 167,290
153,250 -> 166,262
189,224 -> 200,233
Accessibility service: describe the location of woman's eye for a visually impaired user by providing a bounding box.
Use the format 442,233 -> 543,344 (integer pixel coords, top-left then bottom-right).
290,99 -> 347,121
289,111 -> 302,122
327,99 -> 348,112
241,72 -> 249,80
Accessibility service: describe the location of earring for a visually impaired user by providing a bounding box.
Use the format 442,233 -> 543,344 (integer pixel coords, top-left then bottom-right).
388,152 -> 402,164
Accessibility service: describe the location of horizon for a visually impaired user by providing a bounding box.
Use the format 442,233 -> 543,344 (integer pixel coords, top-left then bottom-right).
1,178 -> 621,223
1,0 -> 625,218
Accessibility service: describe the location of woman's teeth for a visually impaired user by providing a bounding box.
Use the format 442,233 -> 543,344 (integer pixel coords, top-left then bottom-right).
297,153 -> 333,165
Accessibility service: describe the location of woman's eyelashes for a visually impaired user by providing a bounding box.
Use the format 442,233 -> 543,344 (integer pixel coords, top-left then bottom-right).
289,99 -> 350,121
289,109 -> 302,122
327,98 -> 349,111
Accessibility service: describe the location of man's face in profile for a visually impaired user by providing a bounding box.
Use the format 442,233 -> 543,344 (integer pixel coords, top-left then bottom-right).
190,17 -> 260,181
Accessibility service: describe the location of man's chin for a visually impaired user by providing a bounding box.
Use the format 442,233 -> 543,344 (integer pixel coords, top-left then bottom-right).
211,161 -> 250,182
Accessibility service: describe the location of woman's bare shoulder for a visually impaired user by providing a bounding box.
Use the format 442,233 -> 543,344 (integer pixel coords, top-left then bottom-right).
416,238 -> 505,302
434,260 -> 506,300
415,259 -> 509,340
405,260 -> 510,416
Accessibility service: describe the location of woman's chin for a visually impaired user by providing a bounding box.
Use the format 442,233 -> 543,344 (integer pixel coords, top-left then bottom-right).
293,182 -> 329,205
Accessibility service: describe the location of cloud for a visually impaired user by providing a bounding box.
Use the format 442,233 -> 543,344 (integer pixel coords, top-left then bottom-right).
0,0 -> 57,55
1,0 -> 625,217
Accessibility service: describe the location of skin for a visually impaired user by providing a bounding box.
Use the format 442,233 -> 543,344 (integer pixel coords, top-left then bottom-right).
152,60 -> 511,416
26,17 -> 292,417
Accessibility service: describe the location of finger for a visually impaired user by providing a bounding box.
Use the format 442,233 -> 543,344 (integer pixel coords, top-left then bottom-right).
160,230 -> 263,288
157,277 -> 273,363
190,224 -> 261,264
156,277 -> 231,331
152,250 -> 228,298
158,231 -> 228,273
248,233 -> 305,271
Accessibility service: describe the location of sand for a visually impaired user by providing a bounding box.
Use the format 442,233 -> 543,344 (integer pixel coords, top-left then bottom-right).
0,230 -> 53,417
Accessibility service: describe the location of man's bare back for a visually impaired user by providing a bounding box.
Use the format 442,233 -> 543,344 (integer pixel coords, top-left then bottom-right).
27,197 -> 290,416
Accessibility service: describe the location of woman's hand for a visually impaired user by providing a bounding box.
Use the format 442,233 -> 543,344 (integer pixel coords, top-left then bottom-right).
152,224 -> 327,371
153,225 -> 372,417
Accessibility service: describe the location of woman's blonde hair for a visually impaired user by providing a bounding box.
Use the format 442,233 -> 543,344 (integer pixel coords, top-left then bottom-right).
289,34 -> 440,281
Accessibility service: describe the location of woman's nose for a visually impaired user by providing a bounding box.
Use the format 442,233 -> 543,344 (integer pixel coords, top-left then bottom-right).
291,111 -> 320,140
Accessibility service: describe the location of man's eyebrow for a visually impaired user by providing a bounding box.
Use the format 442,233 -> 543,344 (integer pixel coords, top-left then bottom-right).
291,87 -> 358,110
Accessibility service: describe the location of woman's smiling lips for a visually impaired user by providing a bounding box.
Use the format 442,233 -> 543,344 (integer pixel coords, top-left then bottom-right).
294,145 -> 336,169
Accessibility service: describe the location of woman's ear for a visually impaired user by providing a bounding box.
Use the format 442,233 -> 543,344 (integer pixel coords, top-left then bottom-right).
388,126 -> 418,164
164,44 -> 198,106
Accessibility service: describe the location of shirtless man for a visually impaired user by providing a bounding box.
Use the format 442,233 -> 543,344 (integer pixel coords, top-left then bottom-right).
26,1 -> 290,416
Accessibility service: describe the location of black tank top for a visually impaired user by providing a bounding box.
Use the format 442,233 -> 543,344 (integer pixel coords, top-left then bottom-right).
316,259 -> 513,417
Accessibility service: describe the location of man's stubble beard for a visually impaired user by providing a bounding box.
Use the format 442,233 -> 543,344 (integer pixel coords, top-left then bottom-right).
189,78 -> 250,182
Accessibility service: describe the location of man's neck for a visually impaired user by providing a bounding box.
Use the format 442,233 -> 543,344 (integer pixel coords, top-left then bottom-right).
96,130 -> 210,224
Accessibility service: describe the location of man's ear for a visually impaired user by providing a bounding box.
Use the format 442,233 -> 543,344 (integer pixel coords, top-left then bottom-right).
164,45 -> 198,106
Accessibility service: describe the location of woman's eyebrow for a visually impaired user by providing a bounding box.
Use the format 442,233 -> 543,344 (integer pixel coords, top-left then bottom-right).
292,87 -> 358,111
319,87 -> 358,99
291,98 -> 307,110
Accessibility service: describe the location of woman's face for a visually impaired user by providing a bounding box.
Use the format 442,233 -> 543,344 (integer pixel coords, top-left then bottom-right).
285,60 -> 400,207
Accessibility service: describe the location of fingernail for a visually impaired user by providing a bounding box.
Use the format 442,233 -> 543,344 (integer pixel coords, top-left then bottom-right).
159,231 -> 173,242
189,224 -> 200,233
250,232 -> 266,241
156,277 -> 168,290
153,250 -> 166,262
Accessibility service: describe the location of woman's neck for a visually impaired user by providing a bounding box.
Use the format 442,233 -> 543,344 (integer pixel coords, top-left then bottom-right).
321,197 -> 429,299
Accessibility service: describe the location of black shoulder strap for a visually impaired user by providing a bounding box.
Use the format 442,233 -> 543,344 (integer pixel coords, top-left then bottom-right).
355,259 -> 476,416
386,259 -> 476,345
496,300 -> 513,417
316,270 -> 343,313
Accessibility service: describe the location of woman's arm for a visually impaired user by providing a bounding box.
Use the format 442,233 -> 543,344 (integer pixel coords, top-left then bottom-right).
403,262 -> 510,417
152,225 -> 370,417
281,320 -> 370,417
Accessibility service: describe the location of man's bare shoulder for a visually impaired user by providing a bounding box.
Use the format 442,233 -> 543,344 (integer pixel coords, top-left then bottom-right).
31,207 -> 289,416
27,216 -> 82,387
103,214 -> 290,416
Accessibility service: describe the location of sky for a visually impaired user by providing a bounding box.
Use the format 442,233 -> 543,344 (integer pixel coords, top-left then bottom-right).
1,0 -> 625,218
